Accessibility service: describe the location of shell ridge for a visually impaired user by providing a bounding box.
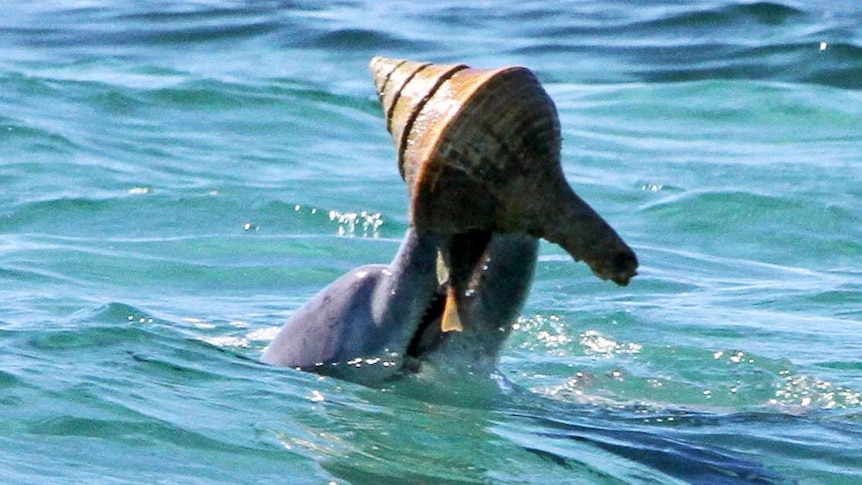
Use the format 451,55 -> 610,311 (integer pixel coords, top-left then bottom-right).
377,59 -> 408,100
385,63 -> 431,134
396,64 -> 470,179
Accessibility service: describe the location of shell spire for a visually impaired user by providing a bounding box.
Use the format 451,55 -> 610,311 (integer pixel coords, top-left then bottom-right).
369,56 -> 638,287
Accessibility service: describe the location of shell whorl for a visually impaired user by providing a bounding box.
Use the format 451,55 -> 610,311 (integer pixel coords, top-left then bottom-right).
369,56 -> 561,232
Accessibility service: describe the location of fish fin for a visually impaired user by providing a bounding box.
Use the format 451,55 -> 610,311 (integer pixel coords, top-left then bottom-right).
440,287 -> 463,332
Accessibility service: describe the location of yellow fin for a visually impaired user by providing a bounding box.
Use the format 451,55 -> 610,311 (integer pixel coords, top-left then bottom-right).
440,288 -> 463,333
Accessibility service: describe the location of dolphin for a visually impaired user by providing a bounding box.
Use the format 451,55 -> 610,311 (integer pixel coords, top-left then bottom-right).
262,228 -> 538,385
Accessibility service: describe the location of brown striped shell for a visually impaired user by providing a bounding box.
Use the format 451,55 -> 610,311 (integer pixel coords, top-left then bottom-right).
369,57 -> 638,286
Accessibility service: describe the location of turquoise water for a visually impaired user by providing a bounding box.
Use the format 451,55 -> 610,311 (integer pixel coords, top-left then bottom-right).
2,1 -> 861,483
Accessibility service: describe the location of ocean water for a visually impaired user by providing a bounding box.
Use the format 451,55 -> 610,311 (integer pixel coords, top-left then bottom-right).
1,0 -> 860,483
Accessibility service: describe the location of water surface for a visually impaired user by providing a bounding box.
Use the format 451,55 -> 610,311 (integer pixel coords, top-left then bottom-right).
1,1 -> 861,483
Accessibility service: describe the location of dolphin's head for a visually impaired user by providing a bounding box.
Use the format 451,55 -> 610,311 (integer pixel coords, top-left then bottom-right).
401,230 -> 539,376
262,228 -> 538,385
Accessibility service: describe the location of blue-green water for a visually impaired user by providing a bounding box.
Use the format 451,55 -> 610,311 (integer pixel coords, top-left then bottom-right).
2,1 -> 861,483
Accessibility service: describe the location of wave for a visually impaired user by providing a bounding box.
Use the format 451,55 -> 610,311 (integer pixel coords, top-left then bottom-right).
0,118 -> 78,155
500,408 -> 784,484
289,28 -> 435,51
508,1 -> 861,89
630,2 -> 805,31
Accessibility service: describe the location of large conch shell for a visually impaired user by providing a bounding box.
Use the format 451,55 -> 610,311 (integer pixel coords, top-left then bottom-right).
369,57 -> 638,331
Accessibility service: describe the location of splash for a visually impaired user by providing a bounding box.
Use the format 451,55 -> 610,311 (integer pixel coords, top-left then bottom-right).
579,329 -> 643,357
771,370 -> 862,410
328,209 -> 384,238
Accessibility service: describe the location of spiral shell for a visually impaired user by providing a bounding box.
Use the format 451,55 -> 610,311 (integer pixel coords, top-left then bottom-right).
369,56 -> 638,286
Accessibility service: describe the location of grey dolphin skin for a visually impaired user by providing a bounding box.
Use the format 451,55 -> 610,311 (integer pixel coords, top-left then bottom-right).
262,229 -> 537,384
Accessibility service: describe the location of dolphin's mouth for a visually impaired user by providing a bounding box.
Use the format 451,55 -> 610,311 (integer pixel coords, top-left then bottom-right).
261,226 -> 538,381
404,285 -> 448,367
402,229 -> 493,371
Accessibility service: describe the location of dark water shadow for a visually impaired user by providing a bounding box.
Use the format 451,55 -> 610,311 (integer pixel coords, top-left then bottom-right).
386,371 -> 788,484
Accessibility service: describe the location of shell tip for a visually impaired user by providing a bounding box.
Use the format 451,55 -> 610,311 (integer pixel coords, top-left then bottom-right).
369,56 -> 404,97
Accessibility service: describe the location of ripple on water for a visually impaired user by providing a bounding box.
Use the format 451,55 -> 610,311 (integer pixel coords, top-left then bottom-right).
1,1 -> 861,483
